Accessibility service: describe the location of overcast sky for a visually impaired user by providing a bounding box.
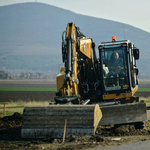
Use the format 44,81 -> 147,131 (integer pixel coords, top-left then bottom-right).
0,0 -> 150,33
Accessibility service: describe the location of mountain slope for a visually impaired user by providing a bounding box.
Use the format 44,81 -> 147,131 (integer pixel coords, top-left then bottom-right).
0,2 -> 150,76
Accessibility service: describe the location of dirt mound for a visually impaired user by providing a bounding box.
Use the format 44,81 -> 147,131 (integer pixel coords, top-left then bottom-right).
0,113 -> 23,141
0,112 -> 23,128
96,123 -> 150,137
110,124 -> 149,136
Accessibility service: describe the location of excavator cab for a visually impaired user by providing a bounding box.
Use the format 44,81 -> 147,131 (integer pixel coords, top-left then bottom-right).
97,39 -> 147,126
98,40 -> 139,103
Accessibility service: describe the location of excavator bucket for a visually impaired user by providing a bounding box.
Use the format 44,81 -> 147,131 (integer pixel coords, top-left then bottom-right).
99,101 -> 147,126
21,104 -> 102,138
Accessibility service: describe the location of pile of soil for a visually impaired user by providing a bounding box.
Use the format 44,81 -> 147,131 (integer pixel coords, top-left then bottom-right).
112,124 -> 149,136
96,123 -> 150,137
0,112 -> 23,128
0,113 -> 150,150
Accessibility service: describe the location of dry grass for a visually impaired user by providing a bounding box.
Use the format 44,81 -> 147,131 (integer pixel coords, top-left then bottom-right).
0,101 -> 51,117
139,97 -> 150,100
5,100 -> 50,107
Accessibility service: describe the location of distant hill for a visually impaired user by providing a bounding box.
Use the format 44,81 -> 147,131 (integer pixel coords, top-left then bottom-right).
0,2 -> 150,77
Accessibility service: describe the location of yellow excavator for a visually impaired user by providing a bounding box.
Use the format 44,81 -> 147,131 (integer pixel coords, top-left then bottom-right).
21,22 -> 147,139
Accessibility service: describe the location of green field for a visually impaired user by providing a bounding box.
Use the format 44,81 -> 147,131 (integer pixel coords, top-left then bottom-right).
137,88 -> 150,92
0,87 -> 149,92
0,87 -> 57,91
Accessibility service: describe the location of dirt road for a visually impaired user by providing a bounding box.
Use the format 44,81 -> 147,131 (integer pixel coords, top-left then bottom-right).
94,140 -> 150,150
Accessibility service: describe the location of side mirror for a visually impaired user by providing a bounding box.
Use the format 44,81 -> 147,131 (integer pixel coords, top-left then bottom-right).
133,48 -> 139,60
134,68 -> 139,75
